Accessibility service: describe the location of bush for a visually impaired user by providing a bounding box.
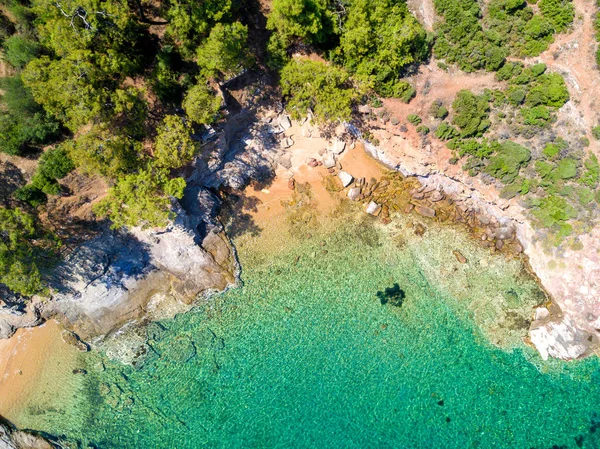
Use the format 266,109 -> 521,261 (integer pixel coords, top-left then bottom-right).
435,122 -> 460,140
196,22 -> 252,79
521,106 -> 551,126
525,73 -> 570,108
554,158 -> 578,179
592,126 -> 600,140
430,100 -> 449,119
508,88 -> 526,105
485,140 -> 531,183
13,184 -> 47,207
579,154 -> 600,187
539,0 -> 575,33
416,125 -> 430,135
280,59 -> 355,123
452,90 -> 490,137
407,114 -> 422,125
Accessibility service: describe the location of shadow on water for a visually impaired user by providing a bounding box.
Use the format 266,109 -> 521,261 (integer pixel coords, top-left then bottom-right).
377,283 -> 406,307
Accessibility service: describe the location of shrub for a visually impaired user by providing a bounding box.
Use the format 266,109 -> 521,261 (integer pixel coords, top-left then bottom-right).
430,100 -> 449,119
592,126 -> 600,140
182,83 -> 222,125
435,122 -> 460,140
579,154 -> 600,187
485,140 -> 531,183
555,157 -> 578,179
452,90 -> 490,137
521,106 -> 551,126
539,0 -> 575,33
508,88 -> 526,105
2,35 -> 40,69
407,114 -> 422,125
525,73 -> 569,108
416,125 -> 430,135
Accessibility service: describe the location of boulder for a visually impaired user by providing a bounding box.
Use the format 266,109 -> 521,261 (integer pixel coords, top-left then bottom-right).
338,171 -> 354,188
366,201 -> 382,216
452,250 -> 467,264
348,188 -> 361,201
281,137 -> 294,149
323,153 -> 336,169
0,419 -> 55,449
530,314 -> 591,361
279,115 -> 292,130
330,139 -> 346,155
415,205 -> 436,218
358,105 -> 372,114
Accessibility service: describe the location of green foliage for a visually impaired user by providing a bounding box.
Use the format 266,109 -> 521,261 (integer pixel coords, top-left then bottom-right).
555,157 -> 578,179
93,168 -> 186,229
579,154 -> 600,188
500,177 -> 533,199
335,0 -> 429,96
520,106 -> 551,126
452,138 -> 493,158
435,122 -> 460,140
542,140 -> 564,159
182,83 -> 222,125
416,125 -> 430,135
576,186 -> 595,205
507,88 -> 526,105
525,73 -> 569,108
0,76 -> 59,155
64,126 -> 141,178
29,147 -> 75,195
531,194 -> 576,229
3,35 -> 40,68
0,207 -> 44,295
535,160 -> 554,178
530,63 -> 547,77
23,52 -> 147,132
13,184 -> 47,207
196,22 -> 252,79
484,140 -> 531,183
153,115 -> 198,170
592,126 -> 600,140
407,114 -> 422,125
280,59 -> 354,123
430,100 -> 449,119
267,0 -> 336,47
539,0 -> 574,32
451,90 -> 490,137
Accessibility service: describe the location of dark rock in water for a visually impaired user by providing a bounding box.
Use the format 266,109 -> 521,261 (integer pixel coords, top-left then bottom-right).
72,368 -> 87,375
452,250 -> 467,264
377,283 -> 406,307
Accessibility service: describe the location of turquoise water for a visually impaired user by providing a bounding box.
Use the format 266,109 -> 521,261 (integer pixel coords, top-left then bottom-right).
17,206 -> 600,448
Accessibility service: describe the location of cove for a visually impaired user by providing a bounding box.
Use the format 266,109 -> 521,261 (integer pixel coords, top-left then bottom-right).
10,195 -> 600,449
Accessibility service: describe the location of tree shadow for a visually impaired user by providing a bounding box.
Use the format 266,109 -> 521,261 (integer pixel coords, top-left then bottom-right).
219,191 -> 264,239
0,161 -> 25,206
377,283 -> 406,307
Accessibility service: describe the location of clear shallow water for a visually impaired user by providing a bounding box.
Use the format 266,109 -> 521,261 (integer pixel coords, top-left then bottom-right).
16,207 -> 600,449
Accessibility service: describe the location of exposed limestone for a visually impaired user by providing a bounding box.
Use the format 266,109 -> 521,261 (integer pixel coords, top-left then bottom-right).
330,139 -> 346,155
348,187 -> 361,201
338,171 -> 354,188
366,201 -> 382,216
530,311 -> 592,361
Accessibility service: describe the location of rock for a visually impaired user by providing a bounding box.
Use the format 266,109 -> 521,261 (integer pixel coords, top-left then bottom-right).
288,178 -> 296,190
415,205 -> 436,218
307,158 -> 319,168
0,419 -> 55,449
430,191 -> 445,202
72,368 -> 87,375
358,104 -> 372,114
62,330 -> 90,352
348,187 -> 361,201
323,153 -> 336,169
414,223 -> 426,236
452,250 -> 467,264
281,136 -> 294,149
530,314 -> 591,361
278,153 -> 292,170
366,201 -> 382,216
330,139 -> 346,155
279,115 -> 292,130
338,171 -> 354,188
404,204 -> 415,214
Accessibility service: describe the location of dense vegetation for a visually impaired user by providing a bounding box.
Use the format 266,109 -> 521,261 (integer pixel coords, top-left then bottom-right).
0,0 -> 591,295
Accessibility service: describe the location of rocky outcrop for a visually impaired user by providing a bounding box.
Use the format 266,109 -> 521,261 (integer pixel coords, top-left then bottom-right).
0,418 -> 56,449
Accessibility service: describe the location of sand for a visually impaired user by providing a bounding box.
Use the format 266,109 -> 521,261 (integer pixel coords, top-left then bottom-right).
0,320 -> 82,426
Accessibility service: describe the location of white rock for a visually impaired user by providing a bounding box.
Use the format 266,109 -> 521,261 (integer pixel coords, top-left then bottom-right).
366,201 -> 382,216
338,171 -> 353,187
348,187 -> 361,201
279,115 -> 292,130
358,104 -> 372,114
323,153 -> 336,169
331,139 -> 346,155
529,316 -> 590,361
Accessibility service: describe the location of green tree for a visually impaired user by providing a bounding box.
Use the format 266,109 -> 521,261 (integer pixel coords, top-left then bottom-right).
64,126 -> 142,178
280,59 -> 355,123
267,0 -> 336,46
153,115 -> 198,169
165,0 -> 233,58
94,167 -> 186,229
0,207 -> 44,295
2,35 -> 40,68
336,0 -> 429,97
182,83 -> 222,125
196,22 -> 251,79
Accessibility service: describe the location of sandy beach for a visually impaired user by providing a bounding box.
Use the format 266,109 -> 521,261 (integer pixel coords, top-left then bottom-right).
0,319 -> 82,427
